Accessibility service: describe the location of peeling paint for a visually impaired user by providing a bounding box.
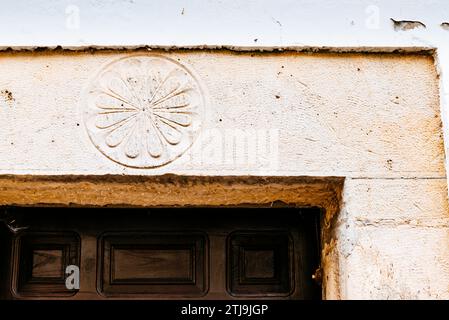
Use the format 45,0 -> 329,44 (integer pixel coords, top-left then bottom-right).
441,22 -> 449,30
391,19 -> 426,31
0,45 -> 437,55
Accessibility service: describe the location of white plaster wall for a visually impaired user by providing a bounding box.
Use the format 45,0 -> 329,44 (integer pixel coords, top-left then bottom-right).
1,0 -> 449,300
0,0 -> 446,48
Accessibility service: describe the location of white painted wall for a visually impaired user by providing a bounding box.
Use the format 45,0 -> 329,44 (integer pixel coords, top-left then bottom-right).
0,0 -> 446,48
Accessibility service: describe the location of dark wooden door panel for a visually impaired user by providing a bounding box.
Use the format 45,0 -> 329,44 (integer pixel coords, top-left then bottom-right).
228,232 -> 294,297
12,232 -> 80,298
0,207 -> 321,300
99,232 -> 207,297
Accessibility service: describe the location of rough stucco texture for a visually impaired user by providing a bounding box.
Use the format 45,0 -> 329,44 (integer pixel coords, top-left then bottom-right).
0,50 -> 448,300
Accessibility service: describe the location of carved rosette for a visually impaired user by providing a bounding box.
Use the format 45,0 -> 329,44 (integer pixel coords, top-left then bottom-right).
84,55 -> 204,168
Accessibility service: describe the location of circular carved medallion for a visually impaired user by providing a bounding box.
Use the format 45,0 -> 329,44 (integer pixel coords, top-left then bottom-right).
84,55 -> 204,168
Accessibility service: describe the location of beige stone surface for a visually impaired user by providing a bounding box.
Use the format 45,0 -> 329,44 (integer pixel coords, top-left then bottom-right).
0,175 -> 343,208
324,178 -> 449,299
0,50 -> 444,178
0,49 -> 448,300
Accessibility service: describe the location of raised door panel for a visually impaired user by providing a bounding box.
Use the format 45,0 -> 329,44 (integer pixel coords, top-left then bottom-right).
12,232 -> 80,298
227,232 -> 294,297
99,233 -> 208,297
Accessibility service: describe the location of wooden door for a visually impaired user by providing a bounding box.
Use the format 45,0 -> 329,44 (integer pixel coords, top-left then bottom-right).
0,207 -> 321,299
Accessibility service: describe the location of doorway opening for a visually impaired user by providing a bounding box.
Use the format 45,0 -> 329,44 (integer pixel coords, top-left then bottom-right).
0,206 -> 322,300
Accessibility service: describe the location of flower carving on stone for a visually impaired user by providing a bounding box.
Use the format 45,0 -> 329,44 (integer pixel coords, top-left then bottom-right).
84,55 -> 204,168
